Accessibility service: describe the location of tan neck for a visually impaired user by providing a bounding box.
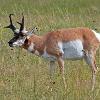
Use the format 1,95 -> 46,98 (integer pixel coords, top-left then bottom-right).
33,35 -> 45,55
23,34 -> 46,55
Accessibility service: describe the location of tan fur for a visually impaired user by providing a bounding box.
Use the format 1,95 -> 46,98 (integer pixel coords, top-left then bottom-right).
22,27 -> 100,57
7,14 -> 100,90
21,27 -> 100,90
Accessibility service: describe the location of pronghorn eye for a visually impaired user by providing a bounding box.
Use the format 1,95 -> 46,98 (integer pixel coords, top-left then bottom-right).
14,36 -> 19,39
24,38 -> 28,44
19,34 -> 24,37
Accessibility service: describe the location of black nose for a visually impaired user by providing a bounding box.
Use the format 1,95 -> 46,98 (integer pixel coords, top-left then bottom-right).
8,41 -> 13,47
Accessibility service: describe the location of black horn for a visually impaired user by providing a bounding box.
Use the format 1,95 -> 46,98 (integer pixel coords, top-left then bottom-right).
17,14 -> 25,32
5,14 -> 18,34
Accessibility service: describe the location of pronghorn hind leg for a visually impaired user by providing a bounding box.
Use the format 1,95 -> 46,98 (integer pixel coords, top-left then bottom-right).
91,57 -> 97,91
57,57 -> 67,89
94,57 -> 98,71
84,50 -> 97,91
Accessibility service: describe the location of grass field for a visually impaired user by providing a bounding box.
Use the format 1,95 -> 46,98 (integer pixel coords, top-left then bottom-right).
1,0 -> 100,100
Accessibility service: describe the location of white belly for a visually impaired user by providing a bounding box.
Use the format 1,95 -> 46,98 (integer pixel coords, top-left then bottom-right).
62,40 -> 84,59
42,40 -> 84,61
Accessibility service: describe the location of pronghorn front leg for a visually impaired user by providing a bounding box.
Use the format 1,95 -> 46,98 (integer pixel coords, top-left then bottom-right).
57,57 -> 66,89
49,61 -> 55,76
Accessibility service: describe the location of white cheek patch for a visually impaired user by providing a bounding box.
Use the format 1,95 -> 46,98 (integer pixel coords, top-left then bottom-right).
13,38 -> 26,47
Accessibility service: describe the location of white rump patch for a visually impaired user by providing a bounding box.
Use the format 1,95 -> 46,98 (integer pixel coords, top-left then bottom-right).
92,30 -> 100,42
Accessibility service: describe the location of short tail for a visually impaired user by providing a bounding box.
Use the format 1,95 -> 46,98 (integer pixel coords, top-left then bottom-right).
92,30 -> 100,42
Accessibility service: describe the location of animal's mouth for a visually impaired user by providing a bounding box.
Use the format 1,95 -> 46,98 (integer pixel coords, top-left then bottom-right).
8,42 -> 13,47
9,44 -> 13,47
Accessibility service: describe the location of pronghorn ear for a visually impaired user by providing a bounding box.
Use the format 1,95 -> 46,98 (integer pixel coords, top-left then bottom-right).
34,27 -> 38,31
27,27 -> 38,35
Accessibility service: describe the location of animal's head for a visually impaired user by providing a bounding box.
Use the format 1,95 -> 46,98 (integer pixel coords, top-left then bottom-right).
5,14 -> 36,47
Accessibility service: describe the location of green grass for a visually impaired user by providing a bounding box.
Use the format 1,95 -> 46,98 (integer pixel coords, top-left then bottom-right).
1,0 -> 100,100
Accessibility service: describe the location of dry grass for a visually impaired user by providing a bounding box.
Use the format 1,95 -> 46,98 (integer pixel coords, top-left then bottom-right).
0,0 -> 100,100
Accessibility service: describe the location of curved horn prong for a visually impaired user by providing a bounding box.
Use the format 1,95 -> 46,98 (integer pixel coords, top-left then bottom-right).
4,14 -> 18,34
17,22 -> 22,25
17,14 -> 25,32
9,14 -> 14,25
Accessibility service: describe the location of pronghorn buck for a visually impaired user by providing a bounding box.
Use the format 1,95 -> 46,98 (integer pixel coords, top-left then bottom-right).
6,14 -> 100,90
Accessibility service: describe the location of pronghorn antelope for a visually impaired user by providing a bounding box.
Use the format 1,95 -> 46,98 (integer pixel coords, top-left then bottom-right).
6,14 -> 100,90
